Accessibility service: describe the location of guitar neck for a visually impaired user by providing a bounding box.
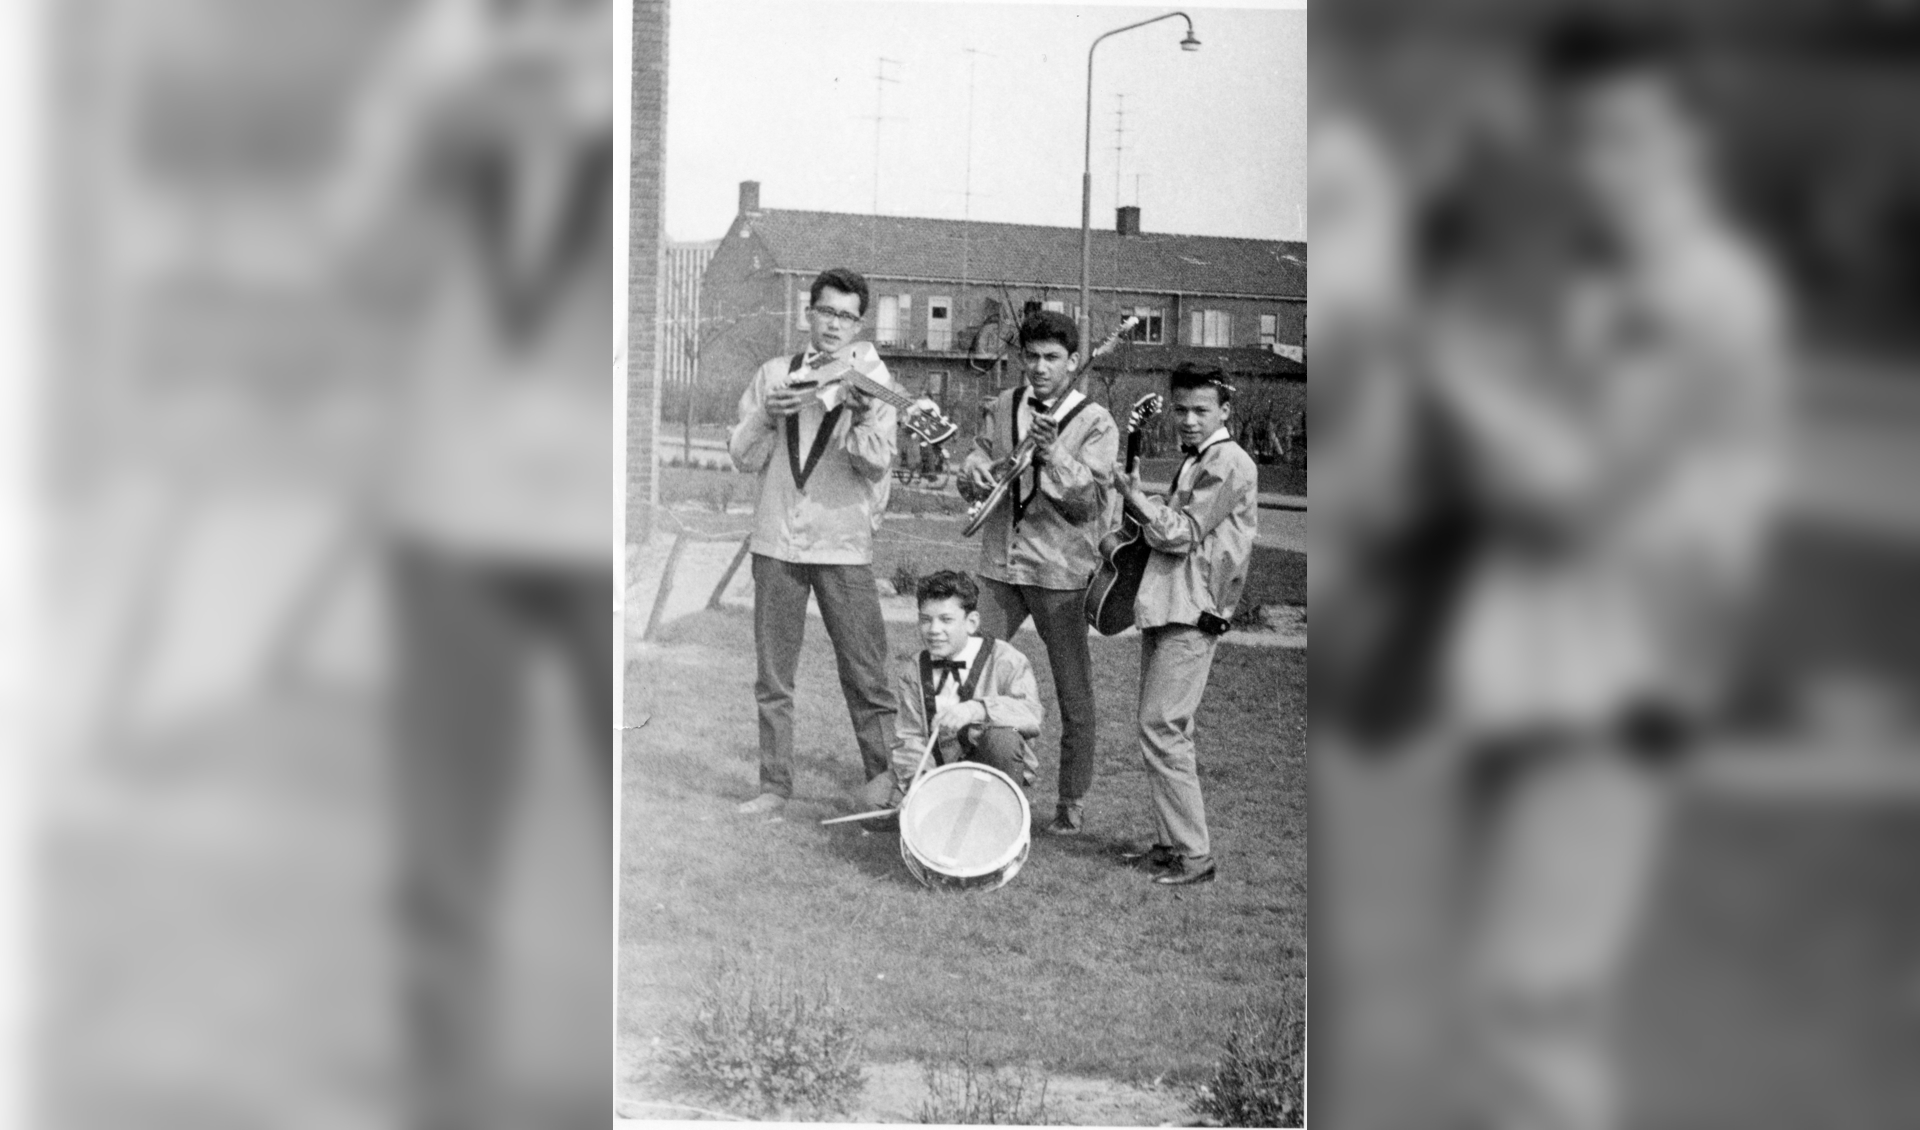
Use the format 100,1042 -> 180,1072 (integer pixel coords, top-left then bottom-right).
1124,430 -> 1144,475
847,370 -> 913,410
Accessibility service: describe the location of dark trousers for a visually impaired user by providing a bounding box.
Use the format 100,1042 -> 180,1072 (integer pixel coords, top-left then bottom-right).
945,725 -> 1031,786
392,542 -> 611,1130
751,554 -> 896,797
975,576 -> 1097,805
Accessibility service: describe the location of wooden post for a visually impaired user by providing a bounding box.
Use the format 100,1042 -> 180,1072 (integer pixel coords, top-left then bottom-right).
707,537 -> 753,610
643,532 -> 690,641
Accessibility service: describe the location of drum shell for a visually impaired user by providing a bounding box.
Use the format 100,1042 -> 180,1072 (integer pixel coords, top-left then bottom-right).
897,762 -> 1031,892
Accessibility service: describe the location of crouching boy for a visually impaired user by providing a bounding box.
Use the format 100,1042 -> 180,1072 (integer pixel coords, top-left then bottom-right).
889,570 -> 1044,803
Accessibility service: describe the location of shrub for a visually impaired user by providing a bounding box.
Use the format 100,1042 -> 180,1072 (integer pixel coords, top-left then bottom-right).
663,956 -> 865,1118
915,1032 -> 1050,1125
704,479 -> 735,514
890,560 -> 924,600
1192,988 -> 1305,1128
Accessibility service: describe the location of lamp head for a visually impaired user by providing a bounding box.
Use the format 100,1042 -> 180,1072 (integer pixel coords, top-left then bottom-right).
1180,32 -> 1201,51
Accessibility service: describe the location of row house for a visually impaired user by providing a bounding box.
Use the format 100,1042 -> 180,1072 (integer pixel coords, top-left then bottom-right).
697,181 -> 1305,449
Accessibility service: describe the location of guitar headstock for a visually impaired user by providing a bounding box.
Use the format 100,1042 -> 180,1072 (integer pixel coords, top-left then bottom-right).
1082,316 -> 1142,367
1127,393 -> 1165,431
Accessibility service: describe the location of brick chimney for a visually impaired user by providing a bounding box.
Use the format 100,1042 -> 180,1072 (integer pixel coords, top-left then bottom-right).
739,180 -> 761,215
1116,205 -> 1141,236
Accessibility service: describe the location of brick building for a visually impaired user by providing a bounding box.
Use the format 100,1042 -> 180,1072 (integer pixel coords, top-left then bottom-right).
696,181 -> 1306,455
662,238 -> 719,398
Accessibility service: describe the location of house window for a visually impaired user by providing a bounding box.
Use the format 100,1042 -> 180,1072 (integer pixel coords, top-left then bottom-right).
1193,309 -> 1231,347
1043,300 -> 1065,314
796,288 -> 810,330
1127,305 -> 1164,344
1260,314 -> 1277,349
928,296 -> 952,351
1022,300 -> 1041,319
877,295 -> 902,345
926,371 -> 948,398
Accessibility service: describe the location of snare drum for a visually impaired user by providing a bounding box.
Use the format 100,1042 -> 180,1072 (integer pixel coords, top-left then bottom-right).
898,761 -> 1031,891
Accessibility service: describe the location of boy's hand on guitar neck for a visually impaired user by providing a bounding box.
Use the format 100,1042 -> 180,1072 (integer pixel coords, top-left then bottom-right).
1111,469 -> 1152,511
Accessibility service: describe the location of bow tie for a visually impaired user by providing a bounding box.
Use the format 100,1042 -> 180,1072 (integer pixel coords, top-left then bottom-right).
931,657 -> 968,673
1180,444 -> 1201,457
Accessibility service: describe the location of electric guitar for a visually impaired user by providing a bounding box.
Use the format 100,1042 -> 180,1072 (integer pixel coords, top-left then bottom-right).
787,341 -> 959,448
1083,392 -> 1165,635
960,316 -> 1140,538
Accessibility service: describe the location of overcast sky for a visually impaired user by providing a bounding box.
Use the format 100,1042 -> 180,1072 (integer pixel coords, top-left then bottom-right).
661,0 -> 1307,244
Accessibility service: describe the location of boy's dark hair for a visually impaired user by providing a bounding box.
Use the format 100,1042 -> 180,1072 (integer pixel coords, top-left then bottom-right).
916,569 -> 979,613
1018,309 -> 1079,356
1171,362 -> 1234,405
810,268 -> 870,316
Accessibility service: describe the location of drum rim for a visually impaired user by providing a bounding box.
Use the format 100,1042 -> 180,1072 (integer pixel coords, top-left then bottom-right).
899,761 -> 1032,880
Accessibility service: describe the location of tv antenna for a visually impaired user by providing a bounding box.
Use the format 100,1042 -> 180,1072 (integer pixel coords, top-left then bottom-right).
1112,93 -> 1127,213
867,57 -> 903,216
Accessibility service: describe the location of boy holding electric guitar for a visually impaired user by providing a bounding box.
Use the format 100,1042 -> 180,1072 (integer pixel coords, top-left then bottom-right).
959,310 -> 1125,836
728,267 -> 955,816
1111,364 -> 1260,886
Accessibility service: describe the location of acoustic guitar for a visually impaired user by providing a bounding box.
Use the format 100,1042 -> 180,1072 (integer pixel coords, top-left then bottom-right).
1083,392 -> 1165,636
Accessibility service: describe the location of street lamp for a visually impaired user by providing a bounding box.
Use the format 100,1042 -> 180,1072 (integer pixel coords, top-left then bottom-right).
1081,12 -> 1198,352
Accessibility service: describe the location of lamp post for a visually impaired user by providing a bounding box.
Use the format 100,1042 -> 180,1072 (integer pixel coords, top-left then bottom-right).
1081,12 -> 1198,349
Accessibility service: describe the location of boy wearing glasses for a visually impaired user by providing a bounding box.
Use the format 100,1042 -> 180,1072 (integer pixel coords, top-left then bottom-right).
729,267 -> 902,815
960,310 -> 1119,835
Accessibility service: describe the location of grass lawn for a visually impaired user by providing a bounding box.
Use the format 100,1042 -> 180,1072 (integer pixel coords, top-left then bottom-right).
658,466 -> 1307,611
619,608 -> 1305,1094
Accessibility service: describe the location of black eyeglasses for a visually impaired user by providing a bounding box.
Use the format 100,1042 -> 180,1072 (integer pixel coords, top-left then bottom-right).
808,305 -> 862,326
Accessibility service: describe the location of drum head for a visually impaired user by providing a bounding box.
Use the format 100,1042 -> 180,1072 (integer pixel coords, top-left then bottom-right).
899,762 -> 1031,881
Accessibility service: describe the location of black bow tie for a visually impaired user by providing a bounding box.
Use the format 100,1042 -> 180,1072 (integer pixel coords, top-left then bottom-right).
1180,444 -> 1201,457
931,657 -> 968,673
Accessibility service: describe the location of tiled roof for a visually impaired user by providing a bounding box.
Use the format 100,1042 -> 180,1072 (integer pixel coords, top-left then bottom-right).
1098,343 -> 1306,377
742,209 -> 1305,299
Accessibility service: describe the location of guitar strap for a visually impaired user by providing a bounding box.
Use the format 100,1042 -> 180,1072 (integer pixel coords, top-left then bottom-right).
1010,389 -> 1091,525
782,352 -> 844,492
918,636 -> 995,764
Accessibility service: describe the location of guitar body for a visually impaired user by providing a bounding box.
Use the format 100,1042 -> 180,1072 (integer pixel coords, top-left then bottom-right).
1083,393 -> 1164,635
1085,516 -> 1153,635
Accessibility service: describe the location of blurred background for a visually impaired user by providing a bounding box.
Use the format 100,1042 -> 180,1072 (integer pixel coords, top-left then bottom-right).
31,1 -> 617,1127
1314,3 -> 1920,1128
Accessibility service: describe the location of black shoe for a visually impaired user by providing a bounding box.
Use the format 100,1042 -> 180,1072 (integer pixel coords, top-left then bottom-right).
1043,804 -> 1084,836
1153,857 -> 1218,886
1118,843 -> 1177,870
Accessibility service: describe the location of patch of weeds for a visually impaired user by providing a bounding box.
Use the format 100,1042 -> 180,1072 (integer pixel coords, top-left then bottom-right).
663,955 -> 866,1119
890,559 -> 925,599
915,1032 -> 1050,1125
1231,603 -> 1273,632
1191,986 -> 1305,1128
704,479 -> 735,513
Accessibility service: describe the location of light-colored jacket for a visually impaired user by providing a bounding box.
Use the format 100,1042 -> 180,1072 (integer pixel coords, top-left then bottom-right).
729,347 -> 899,565
1135,435 -> 1260,630
962,388 -> 1119,590
889,637 -> 1043,796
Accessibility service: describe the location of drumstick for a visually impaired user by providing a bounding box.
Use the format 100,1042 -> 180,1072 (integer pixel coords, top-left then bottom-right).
818,731 -> 940,826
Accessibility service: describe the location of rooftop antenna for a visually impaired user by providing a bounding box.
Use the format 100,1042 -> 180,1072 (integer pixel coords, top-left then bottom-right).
1112,93 -> 1127,216
867,57 -> 902,261
962,47 -> 995,337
